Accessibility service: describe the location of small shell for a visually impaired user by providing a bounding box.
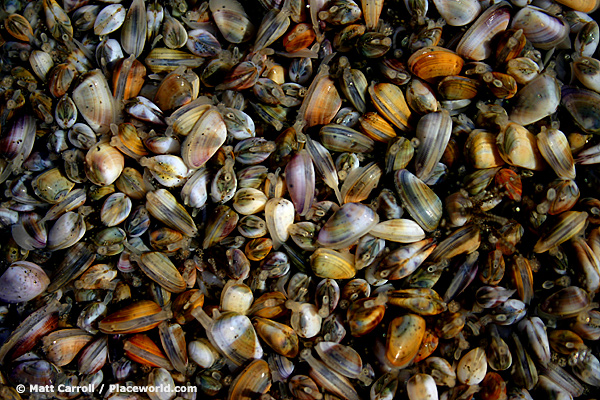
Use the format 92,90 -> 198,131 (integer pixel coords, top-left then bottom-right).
408,46 -> 464,83
457,347 -> 487,385
94,4 -> 125,36
511,6 -> 570,50
101,193 -> 132,227
99,300 -> 172,334
395,169 -> 442,232
496,123 -> 545,171
146,189 -> 198,237
265,198 -> 295,249
0,261 -> 50,303
181,107 -> 227,169
286,150 -> 315,216
407,373 -> 438,400
72,70 -> 115,135
85,142 -> 125,186
456,2 -> 511,60
310,248 -> 356,279
534,211 -> 588,253
537,127 -> 575,179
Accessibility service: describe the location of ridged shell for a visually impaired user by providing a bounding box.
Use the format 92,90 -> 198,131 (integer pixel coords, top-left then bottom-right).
456,2 -> 511,61
310,248 -> 356,279
99,300 -> 172,334
138,252 -> 186,294
72,70 -> 115,134
395,169 -> 442,232
414,110 -> 452,182
181,107 -> 227,169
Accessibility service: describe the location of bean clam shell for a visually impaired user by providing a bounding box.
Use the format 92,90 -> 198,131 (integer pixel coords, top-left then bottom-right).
72,70 -> 115,134
317,202 -> 379,249
394,169 -> 442,232
0,261 -> 50,303
456,2 -> 511,61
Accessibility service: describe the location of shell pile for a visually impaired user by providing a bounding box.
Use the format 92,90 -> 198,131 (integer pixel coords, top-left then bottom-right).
2,0 -> 600,399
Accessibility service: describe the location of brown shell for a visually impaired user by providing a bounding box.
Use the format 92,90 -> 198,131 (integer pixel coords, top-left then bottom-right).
123,333 -> 174,369
98,300 -> 172,334
408,46 -> 465,83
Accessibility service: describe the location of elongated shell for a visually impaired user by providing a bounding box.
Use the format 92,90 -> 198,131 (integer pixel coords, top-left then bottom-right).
414,110 -> 452,182
534,211 -> 588,253
146,189 -> 197,237
227,359 -> 271,400
72,70 -> 115,134
121,0 -> 147,57
285,150 -> 315,216
298,63 -> 342,128
386,314 -> 426,368
138,252 -> 186,294
537,127 -> 575,179
181,107 -> 227,169
511,6 -> 570,50
456,2 -> 511,61
99,300 -> 172,334
395,169 -> 442,232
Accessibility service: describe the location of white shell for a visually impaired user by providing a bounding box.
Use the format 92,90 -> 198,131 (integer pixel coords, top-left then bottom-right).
265,197 -> 295,249
457,347 -> 487,385
72,70 -> 115,134
407,373 -> 438,400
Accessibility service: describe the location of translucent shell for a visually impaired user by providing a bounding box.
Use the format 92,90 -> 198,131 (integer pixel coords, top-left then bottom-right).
408,46 -> 465,83
140,155 -> 190,187
310,248 -> 356,279
72,70 -> 115,135
561,86 -> 600,134
394,169 -> 442,232
146,189 -> 197,237
181,107 -> 227,169
539,286 -> 591,319
227,359 -> 271,400
253,317 -> 299,358
99,300 -> 172,334
210,0 -> 255,44
316,202 -> 379,249
94,4 -> 125,36
386,314 -> 426,368
375,239 -> 435,280
42,329 -> 93,367
320,124 -> 376,153
315,341 -> 363,379
537,127 -> 575,179
32,167 -> 75,204
203,205 -> 239,249
456,2 -> 510,61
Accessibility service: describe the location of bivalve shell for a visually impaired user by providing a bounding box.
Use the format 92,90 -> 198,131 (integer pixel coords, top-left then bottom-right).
310,248 -> 356,279
99,300 -> 172,334
0,261 -> 50,303
72,70 -> 115,134
316,203 -> 379,249
456,2 -> 511,61
394,169 -> 442,232
408,46 -> 464,83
